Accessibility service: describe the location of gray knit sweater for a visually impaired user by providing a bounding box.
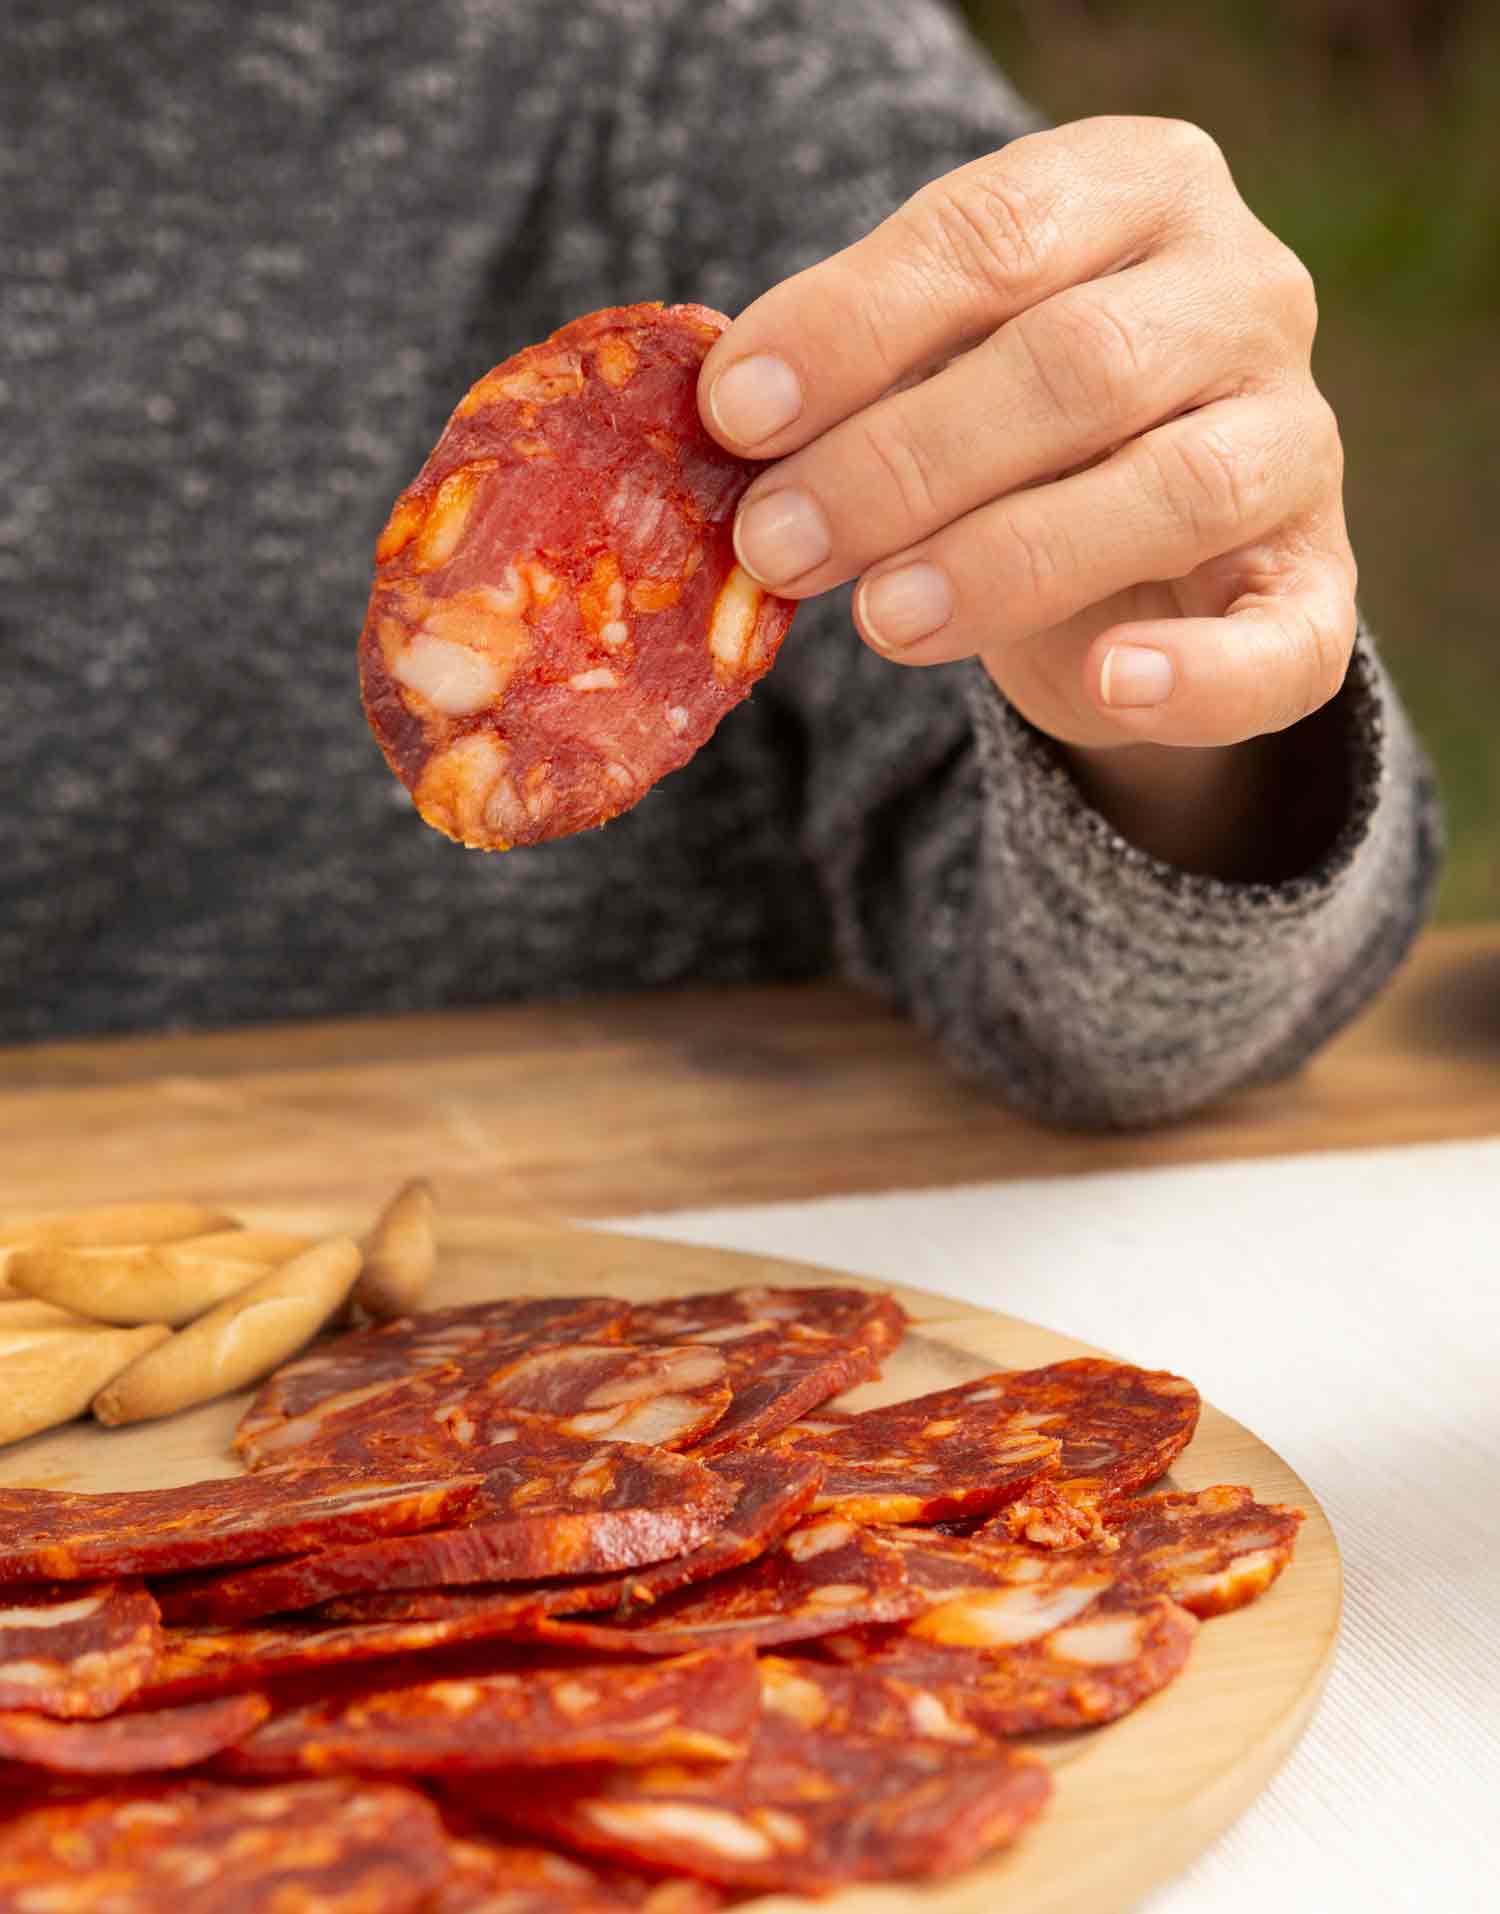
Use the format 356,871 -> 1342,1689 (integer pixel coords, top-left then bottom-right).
0,0 -> 1440,1126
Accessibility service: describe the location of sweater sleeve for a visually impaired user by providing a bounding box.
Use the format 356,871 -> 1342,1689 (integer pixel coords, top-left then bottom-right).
618,0 -> 1442,1126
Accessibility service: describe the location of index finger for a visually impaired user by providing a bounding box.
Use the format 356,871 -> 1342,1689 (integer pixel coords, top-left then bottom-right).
698,115 -> 1222,458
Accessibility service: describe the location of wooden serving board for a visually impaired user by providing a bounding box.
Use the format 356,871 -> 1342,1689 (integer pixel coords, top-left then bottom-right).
0,1210 -> 1341,1914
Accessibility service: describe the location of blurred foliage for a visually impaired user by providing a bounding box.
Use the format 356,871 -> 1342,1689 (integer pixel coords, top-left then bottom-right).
960,0 -> 1500,918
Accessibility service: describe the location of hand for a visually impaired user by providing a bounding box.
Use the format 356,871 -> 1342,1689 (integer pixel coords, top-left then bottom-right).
698,118 -> 1357,874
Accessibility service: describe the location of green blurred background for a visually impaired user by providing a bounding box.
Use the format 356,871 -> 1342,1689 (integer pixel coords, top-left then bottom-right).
960,0 -> 1498,919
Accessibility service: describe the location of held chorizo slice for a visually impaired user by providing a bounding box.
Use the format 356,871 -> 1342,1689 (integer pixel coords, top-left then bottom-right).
476,1656 -> 1051,1894
359,302 -> 798,849
0,1582 -> 161,1720
154,1429 -> 735,1624
619,1287 -> 908,1456
234,1295 -> 631,1465
319,1448 -> 823,1626
0,1693 -> 270,1774
216,1641 -> 757,1777
0,1467 -> 481,1586
0,1777 -> 449,1914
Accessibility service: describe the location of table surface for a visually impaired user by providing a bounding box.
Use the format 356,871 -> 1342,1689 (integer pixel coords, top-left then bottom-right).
2,923 -> 1494,1914
1,923 -> 1497,1216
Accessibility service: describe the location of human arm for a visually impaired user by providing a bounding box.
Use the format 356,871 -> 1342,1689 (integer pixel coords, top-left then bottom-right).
628,0 -> 1442,1123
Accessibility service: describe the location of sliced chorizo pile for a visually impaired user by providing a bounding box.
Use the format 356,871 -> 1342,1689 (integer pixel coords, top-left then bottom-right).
0,1277 -> 1302,1905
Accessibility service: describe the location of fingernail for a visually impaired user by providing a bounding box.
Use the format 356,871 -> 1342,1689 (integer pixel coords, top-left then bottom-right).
858,563 -> 954,650
1100,644 -> 1175,707
734,489 -> 831,587
708,354 -> 803,446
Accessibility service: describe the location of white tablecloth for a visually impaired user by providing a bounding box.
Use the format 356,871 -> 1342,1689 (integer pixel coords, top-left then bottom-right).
605,1136 -> 1500,1914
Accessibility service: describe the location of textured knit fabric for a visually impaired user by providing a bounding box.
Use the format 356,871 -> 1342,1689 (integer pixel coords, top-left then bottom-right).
0,0 -> 1441,1125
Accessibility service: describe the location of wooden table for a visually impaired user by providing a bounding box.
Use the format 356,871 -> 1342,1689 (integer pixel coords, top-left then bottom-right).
2,923 -> 1497,1217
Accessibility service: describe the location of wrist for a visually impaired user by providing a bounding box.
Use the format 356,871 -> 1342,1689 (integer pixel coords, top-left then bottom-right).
1060,717 -> 1347,882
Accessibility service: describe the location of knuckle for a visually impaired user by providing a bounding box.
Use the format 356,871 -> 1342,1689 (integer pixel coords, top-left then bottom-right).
859,408 -> 945,529
1030,288 -> 1151,421
1269,241 -> 1319,343
1312,391 -> 1345,479
909,163 -> 1058,301
1294,595 -> 1356,719
988,501 -> 1068,612
1157,116 -> 1228,178
1155,419 -> 1268,548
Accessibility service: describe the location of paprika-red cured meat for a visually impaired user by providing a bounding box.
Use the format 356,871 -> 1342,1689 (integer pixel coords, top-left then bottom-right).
155,1429 -> 734,1624
319,1449 -> 822,1629
0,1468 -> 482,1587
976,1359 -> 1202,1519
0,1693 -> 269,1775
0,1582 -> 161,1720
528,1515 -> 920,1658
359,303 -> 798,849
780,1356 -> 1198,1528
137,1618 -> 530,1707
0,1776 -> 449,1912
217,1642 -> 757,1777
1091,1483 -> 1304,1617
241,1344 -> 732,1478
431,1836 -> 721,1913
234,1296 -> 632,1465
478,1655 -> 1051,1894
772,1392 -> 1060,1525
821,1528 -> 1199,1735
619,1287 -> 908,1456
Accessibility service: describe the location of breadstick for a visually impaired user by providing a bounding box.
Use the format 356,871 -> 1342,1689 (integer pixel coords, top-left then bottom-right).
1,1324 -> 171,1448
0,1201 -> 239,1250
7,1246 -> 270,1329
0,1298 -> 93,1332
353,1179 -> 437,1320
91,1238 -> 363,1426
175,1228 -> 316,1264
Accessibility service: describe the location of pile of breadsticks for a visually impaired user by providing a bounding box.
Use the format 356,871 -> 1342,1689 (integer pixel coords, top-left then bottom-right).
0,1182 -> 434,1449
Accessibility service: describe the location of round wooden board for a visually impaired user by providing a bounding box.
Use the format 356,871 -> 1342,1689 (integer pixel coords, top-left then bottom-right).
0,1209 -> 1341,1914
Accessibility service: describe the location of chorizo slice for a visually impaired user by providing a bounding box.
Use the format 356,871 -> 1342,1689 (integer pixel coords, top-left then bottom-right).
474,1656 -> 1051,1894
0,1467 -> 481,1586
243,1343 -> 733,1478
619,1287 -> 907,1456
1080,1482 -> 1303,1618
975,1358 -> 1202,1513
779,1355 -> 1199,1525
153,1429 -> 734,1624
0,1693 -> 269,1775
431,1836 -> 721,1913
0,1776 -> 448,1913
820,1527 -> 1199,1735
318,1448 -> 822,1628
216,1642 -> 756,1777
771,1396 -> 1060,1525
0,1581 -> 161,1720
136,1617 -> 525,1708
234,1295 -> 631,1465
527,1515 -> 920,1659
359,303 -> 798,849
